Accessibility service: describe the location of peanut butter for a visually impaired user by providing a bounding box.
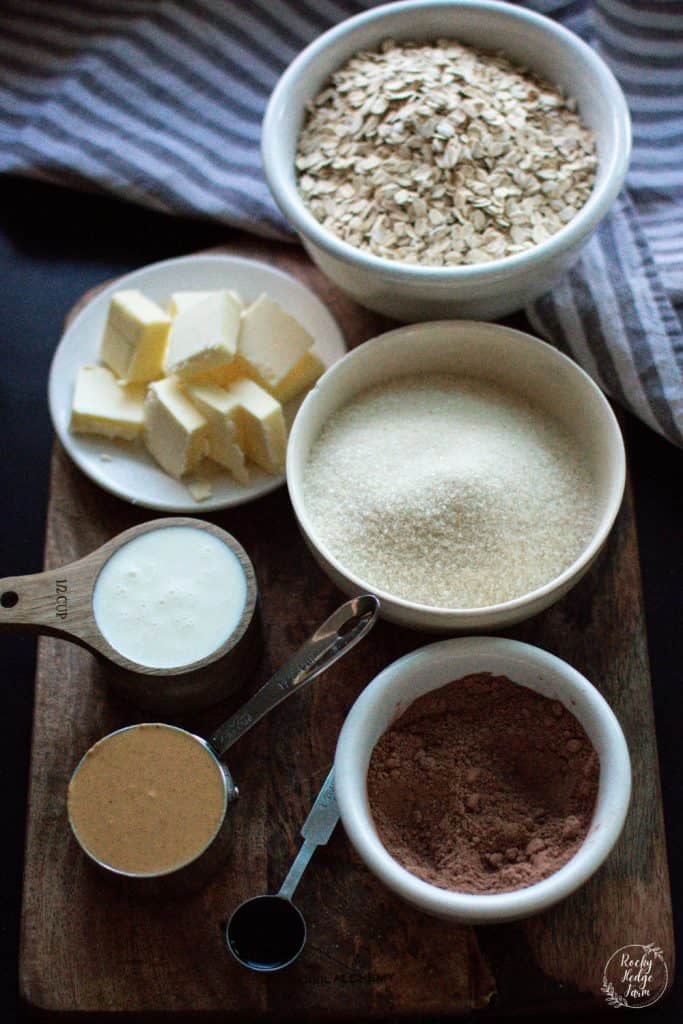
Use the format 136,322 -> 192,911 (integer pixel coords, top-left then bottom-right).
68,724 -> 226,875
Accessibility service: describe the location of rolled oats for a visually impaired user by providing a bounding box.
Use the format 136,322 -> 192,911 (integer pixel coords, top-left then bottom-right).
295,39 -> 597,266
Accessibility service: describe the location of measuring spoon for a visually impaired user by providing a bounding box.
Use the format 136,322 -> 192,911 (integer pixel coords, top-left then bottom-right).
0,517 -> 260,712
227,769 -> 339,971
68,597 -> 378,889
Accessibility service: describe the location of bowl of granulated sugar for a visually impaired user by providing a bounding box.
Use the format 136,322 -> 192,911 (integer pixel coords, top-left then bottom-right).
334,637 -> 631,923
287,320 -> 625,631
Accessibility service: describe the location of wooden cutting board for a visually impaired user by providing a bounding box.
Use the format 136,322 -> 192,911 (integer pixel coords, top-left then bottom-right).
19,237 -> 674,1018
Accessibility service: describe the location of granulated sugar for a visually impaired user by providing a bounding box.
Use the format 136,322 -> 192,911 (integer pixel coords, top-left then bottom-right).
302,375 -> 596,608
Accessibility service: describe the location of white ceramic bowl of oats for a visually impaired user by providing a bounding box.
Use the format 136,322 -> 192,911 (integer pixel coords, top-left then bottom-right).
262,0 -> 631,321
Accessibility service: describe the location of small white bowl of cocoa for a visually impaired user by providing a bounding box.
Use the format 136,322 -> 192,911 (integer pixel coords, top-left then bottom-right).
334,636 -> 631,923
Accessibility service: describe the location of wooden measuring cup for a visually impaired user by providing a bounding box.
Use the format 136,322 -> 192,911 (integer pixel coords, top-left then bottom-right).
0,517 -> 260,712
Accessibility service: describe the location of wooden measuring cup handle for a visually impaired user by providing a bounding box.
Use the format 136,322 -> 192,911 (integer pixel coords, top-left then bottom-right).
0,517 -> 258,677
0,565 -> 95,644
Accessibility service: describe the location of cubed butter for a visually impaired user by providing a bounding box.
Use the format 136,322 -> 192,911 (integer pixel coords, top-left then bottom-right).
185,382 -> 249,485
164,291 -> 241,379
144,377 -> 209,479
169,290 -> 243,317
228,378 -> 287,475
272,349 -> 325,403
186,477 -> 213,502
238,295 -> 313,395
70,365 -> 145,441
189,360 -> 242,391
100,290 -> 170,383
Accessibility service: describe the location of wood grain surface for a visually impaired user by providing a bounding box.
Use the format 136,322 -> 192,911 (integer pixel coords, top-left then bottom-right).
19,237 -> 674,1018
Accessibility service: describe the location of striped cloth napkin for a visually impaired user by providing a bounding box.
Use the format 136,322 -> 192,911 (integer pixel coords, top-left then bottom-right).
1,0 -> 681,446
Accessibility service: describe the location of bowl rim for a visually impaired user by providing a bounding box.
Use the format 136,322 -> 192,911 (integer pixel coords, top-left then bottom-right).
334,636 -> 632,922
287,320 -> 627,623
262,0 -> 632,281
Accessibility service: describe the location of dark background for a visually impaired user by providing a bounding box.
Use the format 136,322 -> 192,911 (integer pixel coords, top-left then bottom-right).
0,175 -> 680,1021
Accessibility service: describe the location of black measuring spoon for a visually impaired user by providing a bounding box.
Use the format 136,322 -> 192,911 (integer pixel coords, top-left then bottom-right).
226,768 -> 339,971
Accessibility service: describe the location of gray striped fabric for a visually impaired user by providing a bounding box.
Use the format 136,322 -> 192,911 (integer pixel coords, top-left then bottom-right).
1,0 -> 681,445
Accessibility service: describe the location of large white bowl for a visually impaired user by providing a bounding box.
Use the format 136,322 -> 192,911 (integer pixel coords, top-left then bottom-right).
262,0 -> 631,321
335,637 -> 631,924
287,321 -> 626,631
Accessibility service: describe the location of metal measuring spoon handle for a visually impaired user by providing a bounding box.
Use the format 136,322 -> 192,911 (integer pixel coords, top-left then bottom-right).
209,595 -> 379,758
226,770 -> 339,970
279,769 -> 338,901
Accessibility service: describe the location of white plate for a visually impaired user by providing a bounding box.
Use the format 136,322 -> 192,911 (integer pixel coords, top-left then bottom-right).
48,253 -> 346,511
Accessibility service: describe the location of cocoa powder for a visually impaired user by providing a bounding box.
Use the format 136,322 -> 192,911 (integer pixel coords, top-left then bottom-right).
367,673 -> 599,894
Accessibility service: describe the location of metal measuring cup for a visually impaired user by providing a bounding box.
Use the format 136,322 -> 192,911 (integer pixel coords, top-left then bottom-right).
67,595 -> 378,892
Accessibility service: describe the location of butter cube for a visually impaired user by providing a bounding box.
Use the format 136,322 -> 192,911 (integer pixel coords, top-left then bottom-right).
169,290 -> 243,317
144,378 -> 209,479
164,291 -> 241,379
272,349 -> 325,403
70,365 -> 145,441
186,477 -> 213,502
197,316 -> 323,401
100,290 -> 170,383
238,295 -> 313,395
189,360 -> 242,391
185,382 -> 249,485
228,378 -> 287,475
